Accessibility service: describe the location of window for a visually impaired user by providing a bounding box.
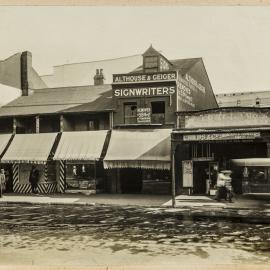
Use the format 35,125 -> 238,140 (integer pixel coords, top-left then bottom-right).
256,97 -> 260,106
151,101 -> 165,124
124,102 -> 137,124
144,56 -> 158,73
236,100 -> 241,106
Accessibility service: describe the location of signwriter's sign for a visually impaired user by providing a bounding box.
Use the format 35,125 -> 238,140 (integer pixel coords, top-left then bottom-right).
183,132 -> 261,141
137,107 -> 151,124
182,160 -> 193,187
113,71 -> 177,84
114,86 -> 176,97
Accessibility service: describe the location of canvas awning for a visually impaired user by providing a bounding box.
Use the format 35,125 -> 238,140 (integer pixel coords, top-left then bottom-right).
0,134 -> 13,157
53,130 -> 108,161
103,129 -> 171,170
1,133 -> 57,164
231,158 -> 270,167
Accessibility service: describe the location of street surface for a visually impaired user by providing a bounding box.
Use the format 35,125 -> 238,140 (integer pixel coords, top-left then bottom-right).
0,203 -> 269,266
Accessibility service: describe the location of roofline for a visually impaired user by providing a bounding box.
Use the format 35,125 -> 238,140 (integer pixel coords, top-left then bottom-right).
176,106 -> 270,115
28,84 -> 112,91
0,52 -> 21,63
216,89 -> 270,96
40,53 -> 142,76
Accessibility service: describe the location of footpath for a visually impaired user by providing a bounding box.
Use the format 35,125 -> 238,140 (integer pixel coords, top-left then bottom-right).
1,193 -> 270,222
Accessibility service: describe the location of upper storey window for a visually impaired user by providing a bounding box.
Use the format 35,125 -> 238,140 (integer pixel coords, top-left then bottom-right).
144,56 -> 158,73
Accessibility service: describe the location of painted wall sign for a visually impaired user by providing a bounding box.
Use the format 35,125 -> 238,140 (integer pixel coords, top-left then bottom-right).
183,132 -> 261,141
137,107 -> 151,123
184,111 -> 270,128
113,86 -> 176,97
182,160 -> 193,187
112,71 -> 177,84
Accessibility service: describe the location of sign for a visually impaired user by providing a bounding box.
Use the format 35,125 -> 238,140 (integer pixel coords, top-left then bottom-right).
184,111 -> 270,128
113,86 -> 176,97
182,160 -> 193,187
113,71 -> 177,84
137,107 -> 151,124
183,132 -> 261,141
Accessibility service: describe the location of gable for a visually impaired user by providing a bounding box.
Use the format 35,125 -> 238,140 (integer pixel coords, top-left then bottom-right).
177,59 -> 218,111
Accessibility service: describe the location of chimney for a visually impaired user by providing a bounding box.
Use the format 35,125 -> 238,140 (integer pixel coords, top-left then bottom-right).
94,68 -> 105,86
20,51 -> 32,96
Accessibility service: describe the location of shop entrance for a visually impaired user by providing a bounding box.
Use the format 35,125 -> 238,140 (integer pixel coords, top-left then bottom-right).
192,161 -> 218,195
120,169 -> 142,194
193,162 -> 208,194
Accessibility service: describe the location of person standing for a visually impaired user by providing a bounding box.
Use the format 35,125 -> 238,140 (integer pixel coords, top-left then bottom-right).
0,169 -> 6,198
29,166 -> 39,194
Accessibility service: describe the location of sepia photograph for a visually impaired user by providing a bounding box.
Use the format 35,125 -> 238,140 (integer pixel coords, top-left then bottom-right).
0,2 -> 270,269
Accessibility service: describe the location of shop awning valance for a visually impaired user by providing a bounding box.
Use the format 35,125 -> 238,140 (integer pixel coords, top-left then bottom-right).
0,134 -> 13,157
1,133 -> 57,164
53,130 -> 108,161
231,158 -> 270,167
103,129 -> 171,170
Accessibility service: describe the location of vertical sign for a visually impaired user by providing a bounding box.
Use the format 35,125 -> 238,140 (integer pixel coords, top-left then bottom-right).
137,107 -> 151,124
182,160 -> 193,187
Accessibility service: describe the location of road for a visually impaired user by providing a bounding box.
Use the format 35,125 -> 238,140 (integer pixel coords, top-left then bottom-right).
0,203 -> 269,266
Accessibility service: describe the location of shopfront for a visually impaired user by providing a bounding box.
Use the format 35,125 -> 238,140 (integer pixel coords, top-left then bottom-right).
103,129 -> 171,194
172,108 -> 270,195
1,133 -> 58,193
53,130 -> 109,194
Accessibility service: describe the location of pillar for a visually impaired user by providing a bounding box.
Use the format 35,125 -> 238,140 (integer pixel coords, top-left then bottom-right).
13,118 -> 17,134
35,115 -> 40,133
109,112 -> 114,129
60,115 -> 64,132
58,160 -> 65,193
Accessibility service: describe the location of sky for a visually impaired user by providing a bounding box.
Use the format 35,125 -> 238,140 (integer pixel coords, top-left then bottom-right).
0,6 -> 270,100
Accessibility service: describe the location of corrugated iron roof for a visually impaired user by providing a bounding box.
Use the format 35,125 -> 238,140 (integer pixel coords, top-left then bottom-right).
62,90 -> 113,113
0,84 -> 112,117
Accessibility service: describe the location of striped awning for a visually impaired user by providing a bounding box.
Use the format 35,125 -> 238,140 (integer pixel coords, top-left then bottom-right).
231,158 -> 270,167
53,130 -> 108,161
0,134 -> 13,157
1,133 -> 57,164
103,129 -> 171,170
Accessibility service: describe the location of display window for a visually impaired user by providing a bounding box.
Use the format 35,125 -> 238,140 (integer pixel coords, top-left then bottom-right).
65,163 -> 106,190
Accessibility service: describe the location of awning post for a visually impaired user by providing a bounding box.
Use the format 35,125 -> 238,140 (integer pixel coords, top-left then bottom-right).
171,143 -> 176,208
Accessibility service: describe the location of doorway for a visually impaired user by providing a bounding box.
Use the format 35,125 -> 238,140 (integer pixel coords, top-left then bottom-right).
193,162 -> 208,194
120,169 -> 142,193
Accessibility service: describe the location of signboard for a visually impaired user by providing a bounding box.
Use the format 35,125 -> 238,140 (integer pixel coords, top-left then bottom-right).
183,132 -> 261,141
137,107 -> 151,124
182,160 -> 193,187
177,72 -> 206,109
113,71 -> 177,84
113,86 -> 176,97
184,111 -> 270,128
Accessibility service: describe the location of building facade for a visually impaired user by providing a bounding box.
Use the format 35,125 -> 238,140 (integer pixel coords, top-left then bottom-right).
172,107 -> 270,196
0,46 -> 218,195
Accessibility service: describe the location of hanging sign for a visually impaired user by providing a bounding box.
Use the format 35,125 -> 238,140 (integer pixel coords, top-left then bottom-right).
182,160 -> 193,187
137,107 -> 151,123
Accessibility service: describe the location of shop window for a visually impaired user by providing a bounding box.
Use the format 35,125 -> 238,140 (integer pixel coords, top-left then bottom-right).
151,101 -> 165,124
65,163 -> 96,190
124,102 -> 137,124
144,56 -> 158,73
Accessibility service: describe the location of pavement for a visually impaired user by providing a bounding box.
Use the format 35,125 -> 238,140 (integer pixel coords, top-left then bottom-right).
1,193 -> 270,221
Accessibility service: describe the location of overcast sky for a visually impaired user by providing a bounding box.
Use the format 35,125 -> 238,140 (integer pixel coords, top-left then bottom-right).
0,6 -> 270,95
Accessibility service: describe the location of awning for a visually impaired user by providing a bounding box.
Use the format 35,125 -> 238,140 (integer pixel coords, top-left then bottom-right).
103,129 -> 171,170
53,130 -> 108,161
1,133 -> 57,164
231,158 -> 270,167
0,134 -> 13,157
